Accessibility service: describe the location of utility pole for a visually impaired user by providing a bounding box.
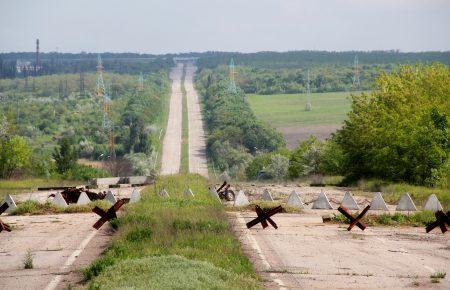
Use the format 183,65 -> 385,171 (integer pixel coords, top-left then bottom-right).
228,58 -> 237,93
352,55 -> 360,90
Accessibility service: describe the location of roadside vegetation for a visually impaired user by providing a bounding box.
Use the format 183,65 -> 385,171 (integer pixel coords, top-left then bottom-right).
0,60 -> 170,182
332,211 -> 436,227
0,178 -> 79,200
11,199 -> 111,215
84,174 -> 260,289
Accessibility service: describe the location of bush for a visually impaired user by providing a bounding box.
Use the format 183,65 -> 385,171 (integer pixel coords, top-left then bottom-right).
335,64 -> 450,186
265,154 -> 289,181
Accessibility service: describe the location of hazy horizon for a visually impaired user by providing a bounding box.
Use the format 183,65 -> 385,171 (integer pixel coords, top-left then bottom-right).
1,0 -> 450,54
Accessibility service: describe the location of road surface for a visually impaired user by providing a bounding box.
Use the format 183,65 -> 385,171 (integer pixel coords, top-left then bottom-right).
185,64 -> 209,178
0,187 -> 139,290
231,212 -> 450,289
160,63 -> 183,175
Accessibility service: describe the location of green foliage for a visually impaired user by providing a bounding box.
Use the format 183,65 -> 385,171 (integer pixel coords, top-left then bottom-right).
197,70 -> 285,177
11,199 -> 111,215
332,211 -> 435,227
245,153 -> 272,180
84,174 -> 258,288
53,137 -> 77,174
335,64 -> 450,186
0,136 -> 32,178
265,154 -> 289,181
124,152 -> 157,176
88,255 -> 261,290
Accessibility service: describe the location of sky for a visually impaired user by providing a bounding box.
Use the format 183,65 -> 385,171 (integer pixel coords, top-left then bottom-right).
1,0 -> 449,54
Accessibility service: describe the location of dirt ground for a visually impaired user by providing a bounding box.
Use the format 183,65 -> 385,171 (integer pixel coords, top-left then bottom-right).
230,212 -> 450,289
277,125 -> 342,149
0,187 -> 139,290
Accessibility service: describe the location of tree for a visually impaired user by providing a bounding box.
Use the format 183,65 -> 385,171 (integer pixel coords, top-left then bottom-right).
0,136 -> 32,179
266,154 -> 289,181
53,137 -> 78,174
335,64 -> 450,186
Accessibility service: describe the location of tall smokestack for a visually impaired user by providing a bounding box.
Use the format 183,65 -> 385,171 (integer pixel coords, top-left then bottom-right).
35,38 -> 40,67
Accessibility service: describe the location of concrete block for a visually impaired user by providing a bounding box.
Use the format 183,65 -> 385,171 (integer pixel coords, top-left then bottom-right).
4,194 -> 17,213
312,191 -> 333,209
234,190 -> 250,207
369,192 -> 389,211
159,188 -> 170,198
90,177 -> 121,186
423,194 -> 443,212
127,176 -> 154,185
76,192 -> 91,205
184,188 -> 194,197
52,192 -> 68,208
286,191 -> 304,208
261,189 -> 274,202
340,192 -> 360,210
130,189 -> 141,203
209,186 -> 221,202
105,190 -> 117,204
396,193 -> 417,211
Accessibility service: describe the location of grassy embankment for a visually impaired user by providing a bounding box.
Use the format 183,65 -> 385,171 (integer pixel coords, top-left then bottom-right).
180,67 -> 189,173
84,174 -> 260,289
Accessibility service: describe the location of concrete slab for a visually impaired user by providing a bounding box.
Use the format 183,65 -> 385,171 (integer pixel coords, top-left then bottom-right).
340,191 -> 360,210
130,189 -> 141,203
184,188 -> 194,197
76,192 -> 91,205
261,189 -> 274,202
90,177 -> 121,186
4,194 -> 17,213
159,188 -> 170,198
52,192 -> 68,208
234,190 -> 250,207
209,187 -> 221,202
105,191 -> 117,205
396,192 -> 417,211
423,194 -> 443,212
286,191 -> 304,208
369,192 -> 389,211
312,191 -> 333,209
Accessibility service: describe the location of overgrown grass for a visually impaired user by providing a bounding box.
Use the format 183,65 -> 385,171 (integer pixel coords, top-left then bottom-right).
180,68 -> 189,173
332,211 -> 436,227
11,200 -> 111,215
355,179 -> 449,210
226,200 -> 303,213
0,178 -> 79,200
247,91 -> 353,127
84,174 -> 260,289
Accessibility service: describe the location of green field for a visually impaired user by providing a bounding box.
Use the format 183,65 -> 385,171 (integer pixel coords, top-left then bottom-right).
247,91 -> 354,127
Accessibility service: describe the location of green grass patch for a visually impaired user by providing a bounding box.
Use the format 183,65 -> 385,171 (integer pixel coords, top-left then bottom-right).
247,91 -> 354,127
355,179 -> 449,210
89,255 -> 259,290
0,178 -> 79,200
11,200 -> 111,215
180,68 -> 189,173
84,174 -> 260,289
332,211 -> 436,227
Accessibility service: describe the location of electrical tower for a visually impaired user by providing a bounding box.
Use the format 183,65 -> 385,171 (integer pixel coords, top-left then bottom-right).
228,58 -> 237,93
138,72 -> 144,91
352,55 -> 360,90
35,38 -> 40,72
305,69 -> 312,111
96,54 -> 115,158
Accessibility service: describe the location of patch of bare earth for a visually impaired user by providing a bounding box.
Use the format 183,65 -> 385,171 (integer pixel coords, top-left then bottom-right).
277,124 -> 342,149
